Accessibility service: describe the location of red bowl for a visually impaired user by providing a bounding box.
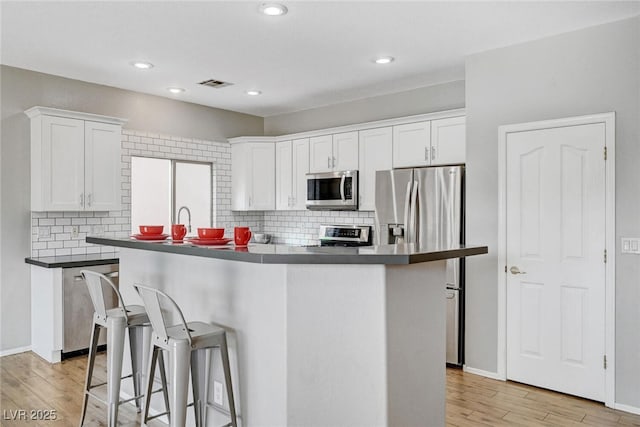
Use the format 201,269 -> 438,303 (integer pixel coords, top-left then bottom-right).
198,228 -> 224,239
139,225 -> 164,235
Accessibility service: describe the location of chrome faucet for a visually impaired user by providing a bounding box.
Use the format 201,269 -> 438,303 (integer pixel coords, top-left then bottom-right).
177,206 -> 192,233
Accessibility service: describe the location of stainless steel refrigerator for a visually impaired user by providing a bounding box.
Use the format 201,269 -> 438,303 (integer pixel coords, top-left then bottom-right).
375,165 -> 465,365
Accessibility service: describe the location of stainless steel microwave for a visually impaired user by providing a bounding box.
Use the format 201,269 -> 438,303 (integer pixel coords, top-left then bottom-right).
306,170 -> 358,210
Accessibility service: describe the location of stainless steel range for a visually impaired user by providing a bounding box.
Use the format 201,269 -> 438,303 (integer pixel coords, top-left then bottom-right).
318,225 -> 372,247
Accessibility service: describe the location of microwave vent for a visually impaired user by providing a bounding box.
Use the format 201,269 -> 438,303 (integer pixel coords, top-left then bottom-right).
198,79 -> 233,89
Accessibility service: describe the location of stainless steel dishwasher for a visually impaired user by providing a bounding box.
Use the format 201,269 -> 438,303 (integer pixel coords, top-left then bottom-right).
62,264 -> 119,356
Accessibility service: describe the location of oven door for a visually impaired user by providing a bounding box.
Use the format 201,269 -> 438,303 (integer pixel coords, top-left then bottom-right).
306,171 -> 358,210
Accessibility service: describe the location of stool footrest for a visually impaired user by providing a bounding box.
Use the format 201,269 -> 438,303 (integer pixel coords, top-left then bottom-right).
145,411 -> 170,421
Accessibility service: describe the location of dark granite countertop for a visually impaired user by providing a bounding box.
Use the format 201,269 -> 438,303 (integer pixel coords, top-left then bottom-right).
86,236 -> 487,265
25,253 -> 119,268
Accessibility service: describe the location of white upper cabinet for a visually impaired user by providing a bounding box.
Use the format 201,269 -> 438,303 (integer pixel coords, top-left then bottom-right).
393,116 -> 465,168
358,127 -> 392,211
309,132 -> 358,173
332,131 -> 359,171
275,141 -> 293,210
291,138 -> 310,210
231,141 -> 275,211
393,121 -> 431,168
430,116 -> 466,165
26,107 -> 125,211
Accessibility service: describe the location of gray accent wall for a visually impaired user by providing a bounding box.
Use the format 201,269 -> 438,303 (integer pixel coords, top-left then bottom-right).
465,16 -> 640,406
0,65 -> 263,352
264,80 -> 465,135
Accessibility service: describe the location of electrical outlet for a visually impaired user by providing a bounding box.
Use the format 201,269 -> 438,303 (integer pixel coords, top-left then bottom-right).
71,226 -> 79,238
621,237 -> 640,254
213,381 -> 223,406
38,227 -> 50,238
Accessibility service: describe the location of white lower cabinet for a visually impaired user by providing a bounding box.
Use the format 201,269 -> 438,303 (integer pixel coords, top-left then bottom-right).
275,138 -> 310,210
358,127 -> 392,211
26,107 -> 125,211
232,141 -> 275,210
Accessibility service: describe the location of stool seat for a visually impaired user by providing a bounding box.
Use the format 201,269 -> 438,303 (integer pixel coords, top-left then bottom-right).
163,321 -> 226,348
104,304 -> 149,325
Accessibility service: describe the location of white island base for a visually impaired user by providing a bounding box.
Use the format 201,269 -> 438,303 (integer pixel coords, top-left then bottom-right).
117,247 -> 447,427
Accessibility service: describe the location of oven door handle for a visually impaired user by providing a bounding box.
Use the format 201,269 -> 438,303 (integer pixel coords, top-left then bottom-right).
340,174 -> 346,202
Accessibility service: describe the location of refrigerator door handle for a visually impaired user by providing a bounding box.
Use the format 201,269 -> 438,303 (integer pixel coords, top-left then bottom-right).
408,180 -> 419,244
402,180 -> 412,240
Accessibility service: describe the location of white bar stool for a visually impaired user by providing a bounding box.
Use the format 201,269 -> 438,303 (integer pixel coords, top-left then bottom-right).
79,270 -> 168,427
134,284 -> 238,427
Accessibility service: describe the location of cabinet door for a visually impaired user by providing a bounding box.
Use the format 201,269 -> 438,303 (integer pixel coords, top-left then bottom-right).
393,121 -> 431,168
291,138 -> 310,209
309,135 -> 333,173
41,115 -> 85,211
84,121 -> 122,211
333,131 -> 359,171
231,143 -> 249,210
275,141 -> 293,210
431,116 -> 465,165
249,143 -> 275,210
358,127 -> 392,211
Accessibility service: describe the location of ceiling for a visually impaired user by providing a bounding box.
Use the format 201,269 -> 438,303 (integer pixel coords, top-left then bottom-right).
2,1 -> 639,117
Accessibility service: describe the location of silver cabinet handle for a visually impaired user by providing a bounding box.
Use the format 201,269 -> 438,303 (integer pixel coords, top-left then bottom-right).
104,271 -> 119,278
327,156 -> 331,169
80,193 -> 84,206
74,275 -> 84,282
431,146 -> 436,161
249,196 -> 252,207
332,156 -> 336,169
424,147 -> 429,161
510,266 -> 527,275
87,193 -> 92,207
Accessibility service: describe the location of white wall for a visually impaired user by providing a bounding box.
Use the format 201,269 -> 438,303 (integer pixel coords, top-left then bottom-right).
465,16 -> 640,407
264,80 -> 465,135
0,65 -> 263,352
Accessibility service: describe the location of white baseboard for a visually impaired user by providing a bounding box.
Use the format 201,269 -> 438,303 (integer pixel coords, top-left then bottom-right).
0,346 -> 31,357
462,365 -> 505,381
613,403 -> 640,416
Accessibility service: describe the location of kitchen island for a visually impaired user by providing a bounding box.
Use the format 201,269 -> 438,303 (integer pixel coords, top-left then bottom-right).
87,237 -> 487,427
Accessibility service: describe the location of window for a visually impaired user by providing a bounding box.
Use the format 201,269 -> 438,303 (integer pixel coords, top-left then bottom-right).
131,157 -> 212,235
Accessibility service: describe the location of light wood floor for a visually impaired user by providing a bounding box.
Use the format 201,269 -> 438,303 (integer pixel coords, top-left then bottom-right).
1,351 -> 639,426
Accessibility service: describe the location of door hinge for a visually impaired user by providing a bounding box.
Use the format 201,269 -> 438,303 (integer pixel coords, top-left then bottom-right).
604,355 -> 607,369
604,249 -> 607,263
604,146 -> 607,160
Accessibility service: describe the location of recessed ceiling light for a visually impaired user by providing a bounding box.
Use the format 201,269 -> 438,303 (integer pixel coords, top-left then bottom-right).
167,87 -> 185,94
260,3 -> 288,16
246,90 -> 262,96
374,56 -> 395,65
131,61 -> 154,69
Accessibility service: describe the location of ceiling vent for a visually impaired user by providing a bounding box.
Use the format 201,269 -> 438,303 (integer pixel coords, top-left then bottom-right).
198,79 -> 233,89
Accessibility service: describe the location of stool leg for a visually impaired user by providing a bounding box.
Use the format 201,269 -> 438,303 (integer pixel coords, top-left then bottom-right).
169,340 -> 191,427
191,348 -> 208,427
106,317 -> 126,427
220,334 -> 238,427
142,345 -> 159,424
157,350 -> 171,422
128,325 -> 146,412
79,322 -> 101,427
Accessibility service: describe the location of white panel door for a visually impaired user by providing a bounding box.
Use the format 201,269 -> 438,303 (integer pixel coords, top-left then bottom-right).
431,116 -> 465,165
84,121 -> 121,211
358,127 -> 392,211
275,141 -> 293,210
309,135 -> 333,173
506,123 -> 606,401
393,121 -> 431,168
333,131 -> 359,171
291,138 -> 310,210
249,143 -> 275,210
41,115 -> 85,210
